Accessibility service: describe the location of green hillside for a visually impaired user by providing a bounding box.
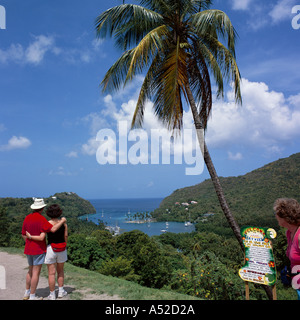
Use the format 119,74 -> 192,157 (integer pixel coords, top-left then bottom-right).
0,192 -> 96,219
153,152 -> 300,233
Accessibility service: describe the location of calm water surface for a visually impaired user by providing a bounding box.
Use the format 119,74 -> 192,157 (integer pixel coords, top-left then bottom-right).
80,198 -> 195,236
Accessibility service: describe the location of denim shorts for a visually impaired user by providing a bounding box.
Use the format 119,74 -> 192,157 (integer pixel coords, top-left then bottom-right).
26,253 -> 46,266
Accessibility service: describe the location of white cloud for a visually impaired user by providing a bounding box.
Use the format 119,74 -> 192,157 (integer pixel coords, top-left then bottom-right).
0,43 -> 24,64
147,181 -> 154,188
288,93 -> 300,106
65,151 -> 78,158
92,38 -> 105,52
80,77 -> 300,161
0,35 -> 55,65
0,124 -> 6,132
25,35 -> 55,65
48,166 -> 76,176
87,93 -> 204,176
81,112 -> 109,135
81,137 -> 101,156
230,0 -> 297,30
0,136 -> 32,151
0,35 -> 105,65
231,0 -> 252,10
205,78 -> 300,153
269,0 -> 296,23
228,151 -> 243,161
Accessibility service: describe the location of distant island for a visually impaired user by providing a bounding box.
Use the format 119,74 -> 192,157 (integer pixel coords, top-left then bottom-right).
124,210 -> 156,224
0,192 -> 96,219
125,218 -> 157,224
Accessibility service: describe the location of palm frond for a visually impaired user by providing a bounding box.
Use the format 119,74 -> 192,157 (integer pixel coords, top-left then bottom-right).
190,9 -> 238,55
187,42 -> 212,129
131,53 -> 162,129
179,0 -> 213,18
100,48 -> 135,92
125,25 -> 170,85
200,34 -> 242,104
152,39 -> 189,130
95,4 -> 163,49
139,0 -> 173,15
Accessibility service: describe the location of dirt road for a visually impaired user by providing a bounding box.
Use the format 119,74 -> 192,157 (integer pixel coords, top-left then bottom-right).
0,250 -> 120,300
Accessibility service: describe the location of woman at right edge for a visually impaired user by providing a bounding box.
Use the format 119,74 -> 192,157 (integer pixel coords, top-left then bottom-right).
274,198 -> 300,300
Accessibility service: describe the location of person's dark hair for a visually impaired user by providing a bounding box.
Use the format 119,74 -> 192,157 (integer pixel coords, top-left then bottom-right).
46,204 -> 63,219
274,198 -> 300,226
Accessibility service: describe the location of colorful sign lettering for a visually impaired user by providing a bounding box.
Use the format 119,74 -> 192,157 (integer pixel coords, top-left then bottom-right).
239,226 -> 277,286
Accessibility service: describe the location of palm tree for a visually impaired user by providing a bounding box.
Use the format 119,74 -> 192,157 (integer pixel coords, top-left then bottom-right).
95,0 -> 275,300
96,0 -> 243,246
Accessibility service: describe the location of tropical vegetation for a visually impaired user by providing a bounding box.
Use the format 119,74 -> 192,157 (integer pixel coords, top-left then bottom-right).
1,153 -> 299,300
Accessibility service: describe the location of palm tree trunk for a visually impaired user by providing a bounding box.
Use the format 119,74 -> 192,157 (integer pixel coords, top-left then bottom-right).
185,84 -> 244,250
203,144 -> 244,248
185,84 -> 274,300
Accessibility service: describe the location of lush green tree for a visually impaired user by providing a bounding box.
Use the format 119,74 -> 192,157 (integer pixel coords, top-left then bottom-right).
7,215 -> 24,248
0,207 -> 10,246
98,256 -> 140,282
115,230 -> 149,256
115,230 -> 171,288
135,239 -> 171,288
171,251 -> 244,299
67,234 -> 109,270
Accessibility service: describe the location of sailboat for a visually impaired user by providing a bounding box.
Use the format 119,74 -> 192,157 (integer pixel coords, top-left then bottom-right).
114,221 -> 120,236
185,212 -> 192,226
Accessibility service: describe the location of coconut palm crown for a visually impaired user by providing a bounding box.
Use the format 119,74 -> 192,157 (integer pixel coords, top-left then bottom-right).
96,0 -> 241,132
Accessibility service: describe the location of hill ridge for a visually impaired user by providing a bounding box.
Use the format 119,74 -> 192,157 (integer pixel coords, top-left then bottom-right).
0,191 -> 96,219
153,152 -> 300,230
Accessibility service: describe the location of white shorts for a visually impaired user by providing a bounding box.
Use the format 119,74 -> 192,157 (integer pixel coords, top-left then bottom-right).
44,244 -> 68,264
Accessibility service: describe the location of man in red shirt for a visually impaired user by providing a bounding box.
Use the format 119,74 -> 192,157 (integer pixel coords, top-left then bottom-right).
21,198 -> 66,300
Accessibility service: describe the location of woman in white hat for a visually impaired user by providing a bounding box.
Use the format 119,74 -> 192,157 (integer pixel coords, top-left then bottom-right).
21,198 -> 66,300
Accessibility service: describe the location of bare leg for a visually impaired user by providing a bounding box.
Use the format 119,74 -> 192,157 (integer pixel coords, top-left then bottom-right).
47,263 -> 56,292
26,265 -> 33,291
57,263 -> 65,287
30,265 -> 42,294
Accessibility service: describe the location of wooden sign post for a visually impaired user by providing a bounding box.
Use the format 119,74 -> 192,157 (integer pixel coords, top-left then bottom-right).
238,226 -> 277,300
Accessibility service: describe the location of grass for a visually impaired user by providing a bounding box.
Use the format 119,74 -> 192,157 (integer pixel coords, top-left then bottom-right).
63,263 -> 200,300
1,247 -> 200,300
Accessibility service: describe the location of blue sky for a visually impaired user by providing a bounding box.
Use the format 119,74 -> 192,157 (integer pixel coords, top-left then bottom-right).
0,0 -> 300,199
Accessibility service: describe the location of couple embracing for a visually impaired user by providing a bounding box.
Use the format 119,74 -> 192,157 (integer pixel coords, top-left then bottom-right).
21,198 -> 68,300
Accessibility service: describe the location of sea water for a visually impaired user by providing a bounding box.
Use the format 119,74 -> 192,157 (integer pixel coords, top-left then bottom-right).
80,198 -> 195,237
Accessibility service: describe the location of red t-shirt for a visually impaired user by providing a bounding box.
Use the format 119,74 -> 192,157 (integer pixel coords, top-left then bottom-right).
22,212 -> 53,255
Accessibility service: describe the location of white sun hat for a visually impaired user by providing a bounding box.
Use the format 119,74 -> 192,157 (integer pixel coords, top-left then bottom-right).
30,198 -> 47,210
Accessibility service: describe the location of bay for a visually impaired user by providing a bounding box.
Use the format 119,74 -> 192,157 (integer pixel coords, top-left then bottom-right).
80,198 -> 195,237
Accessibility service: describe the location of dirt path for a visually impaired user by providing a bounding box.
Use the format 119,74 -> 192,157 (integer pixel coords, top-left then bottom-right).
0,250 -> 121,300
